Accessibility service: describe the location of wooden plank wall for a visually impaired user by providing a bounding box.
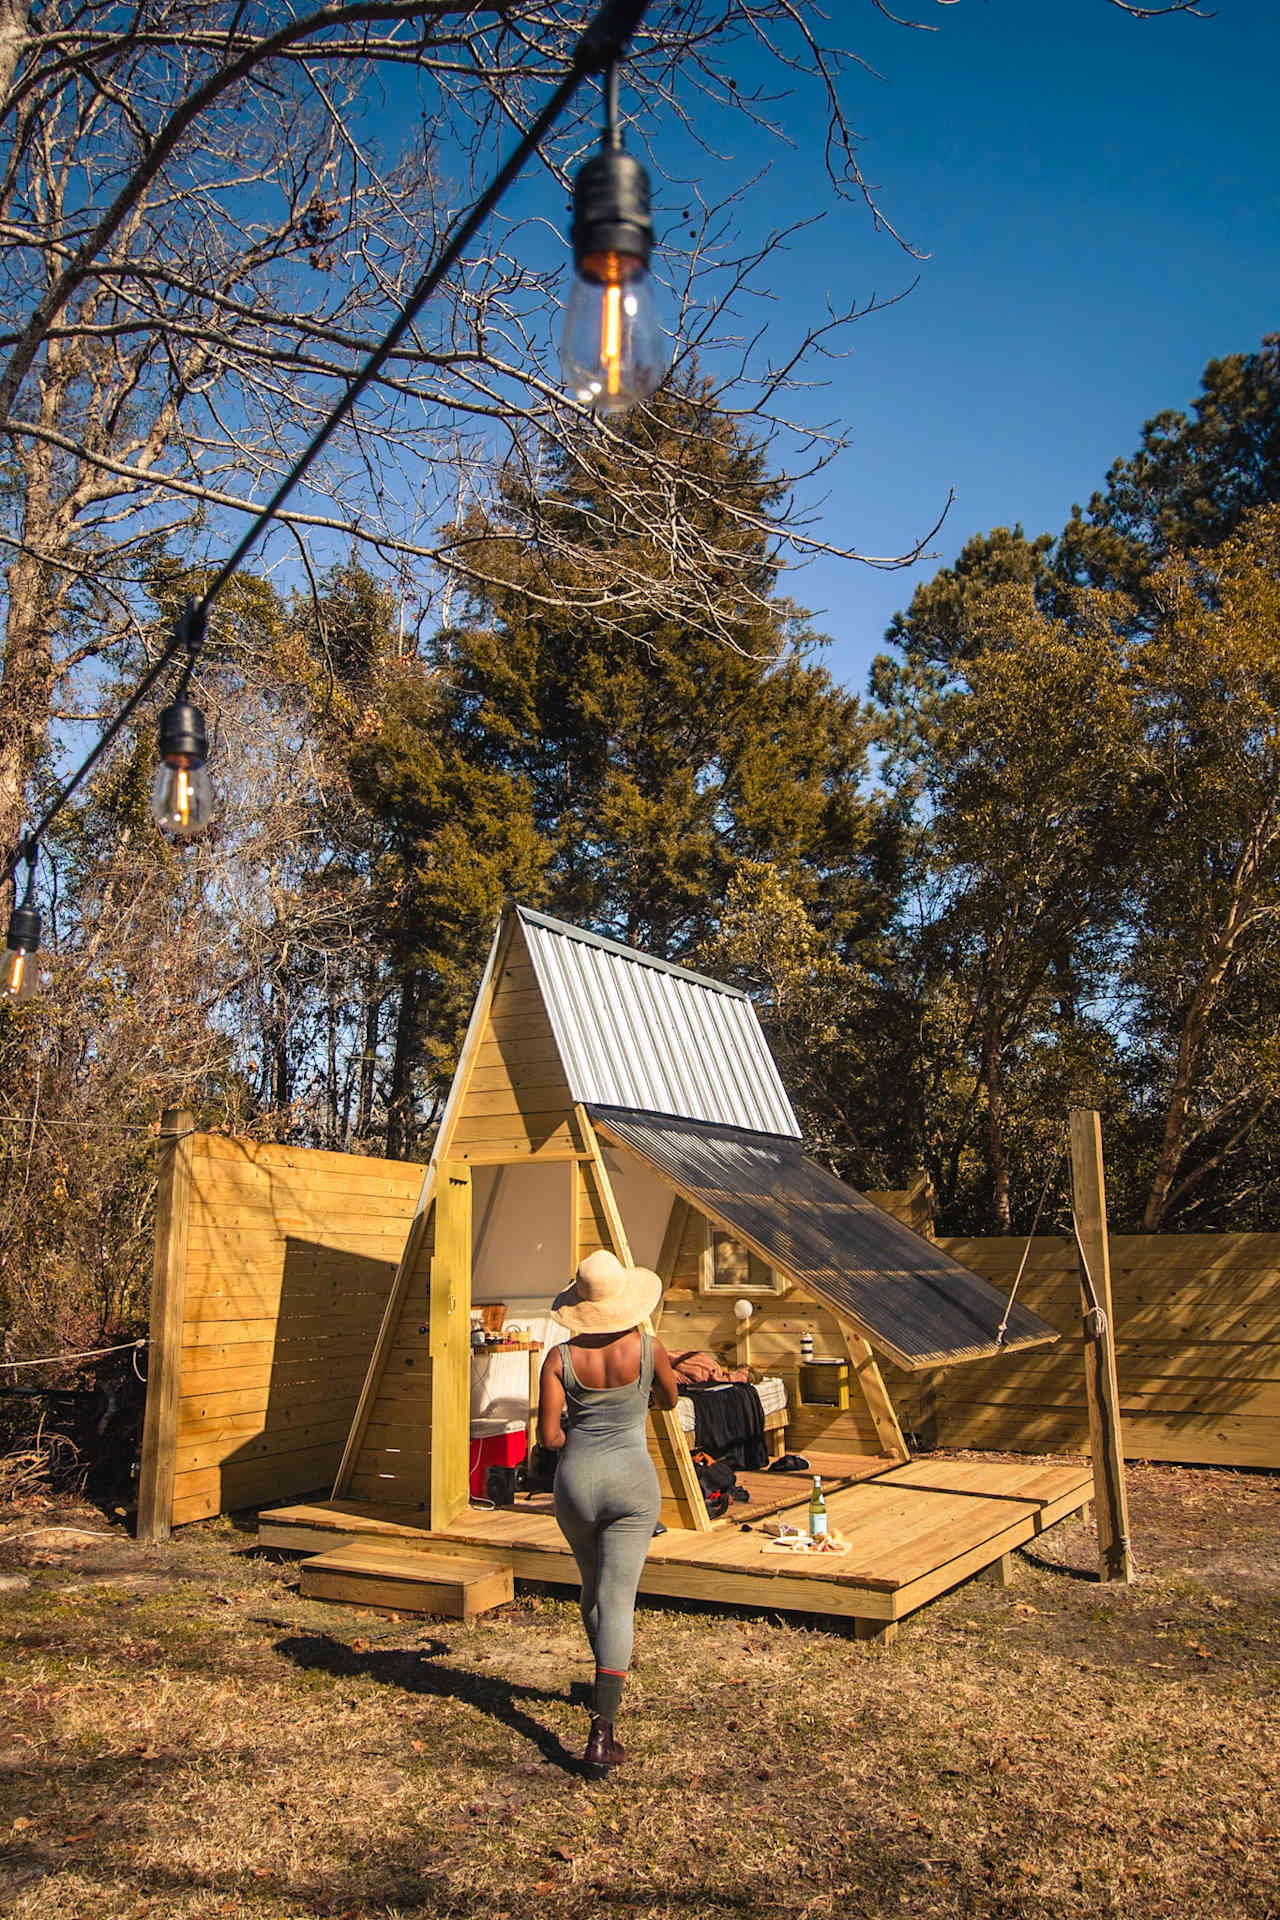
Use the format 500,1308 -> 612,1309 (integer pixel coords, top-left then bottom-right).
446,933 -> 577,1165
343,1202 -> 437,1509
881,1233 -> 1280,1470
170,1136 -> 425,1525
864,1176 -> 936,1239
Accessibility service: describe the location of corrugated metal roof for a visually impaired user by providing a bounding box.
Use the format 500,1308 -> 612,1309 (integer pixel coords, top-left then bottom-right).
517,906 -> 800,1138
589,1106 -> 1061,1371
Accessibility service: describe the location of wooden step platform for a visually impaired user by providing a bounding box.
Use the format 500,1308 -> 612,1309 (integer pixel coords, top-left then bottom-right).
266,1453 -> 1092,1637
299,1540 -> 514,1620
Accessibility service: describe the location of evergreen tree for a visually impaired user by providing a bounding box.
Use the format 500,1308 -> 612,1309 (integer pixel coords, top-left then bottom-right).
874,580 -> 1135,1231
289,560 -> 547,1158
434,380 -> 886,962
884,525 -> 1059,672
1060,335 -> 1280,598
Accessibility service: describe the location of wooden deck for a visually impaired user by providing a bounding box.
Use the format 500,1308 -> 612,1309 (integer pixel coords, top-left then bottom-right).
261,1452 -> 1093,1635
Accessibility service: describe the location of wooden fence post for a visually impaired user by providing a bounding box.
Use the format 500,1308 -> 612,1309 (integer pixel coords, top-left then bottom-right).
1068,1108 -> 1135,1584
137,1109 -> 194,1544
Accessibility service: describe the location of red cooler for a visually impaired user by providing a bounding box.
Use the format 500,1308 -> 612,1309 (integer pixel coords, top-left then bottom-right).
469,1419 -> 527,1498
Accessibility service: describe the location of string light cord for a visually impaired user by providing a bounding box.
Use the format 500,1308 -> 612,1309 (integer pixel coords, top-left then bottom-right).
0,1114 -> 198,1136
3,0 -> 652,888
2,600 -> 206,885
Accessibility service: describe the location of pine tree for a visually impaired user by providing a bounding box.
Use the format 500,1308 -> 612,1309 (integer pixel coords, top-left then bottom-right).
434,378 -> 885,962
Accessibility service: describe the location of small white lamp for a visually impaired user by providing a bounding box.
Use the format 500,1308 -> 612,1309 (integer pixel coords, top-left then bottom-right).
733,1297 -> 753,1367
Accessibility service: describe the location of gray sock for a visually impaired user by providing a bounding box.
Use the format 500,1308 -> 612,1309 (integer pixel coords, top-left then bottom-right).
593,1670 -> 625,1720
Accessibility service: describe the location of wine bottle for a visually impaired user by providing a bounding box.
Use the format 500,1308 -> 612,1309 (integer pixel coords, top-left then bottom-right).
808,1474 -> 827,1540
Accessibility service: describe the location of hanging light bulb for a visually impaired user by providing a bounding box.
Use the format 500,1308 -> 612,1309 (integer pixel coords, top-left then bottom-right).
2,846 -> 41,1002
151,698 -> 214,840
561,64 -> 666,413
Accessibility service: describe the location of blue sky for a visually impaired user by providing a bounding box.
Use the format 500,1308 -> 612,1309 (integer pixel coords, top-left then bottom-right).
650,0 -> 1280,693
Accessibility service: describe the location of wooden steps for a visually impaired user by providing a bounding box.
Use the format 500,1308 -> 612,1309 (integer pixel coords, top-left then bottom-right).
298,1540 -> 514,1620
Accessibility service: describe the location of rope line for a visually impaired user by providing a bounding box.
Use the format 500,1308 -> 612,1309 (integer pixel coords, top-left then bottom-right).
1071,1212 -> 1110,1338
2,1339 -> 147,1371
995,1138 -> 1067,1346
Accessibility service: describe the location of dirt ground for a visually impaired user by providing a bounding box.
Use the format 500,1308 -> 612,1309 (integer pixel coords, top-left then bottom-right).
0,1456 -> 1276,1920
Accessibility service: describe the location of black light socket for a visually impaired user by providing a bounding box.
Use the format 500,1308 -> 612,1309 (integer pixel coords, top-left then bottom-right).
158,700 -> 208,768
5,902 -> 40,954
570,146 -> 654,272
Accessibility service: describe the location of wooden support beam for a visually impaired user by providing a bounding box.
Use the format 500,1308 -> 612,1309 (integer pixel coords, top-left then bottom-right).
527,1347 -> 541,1462
428,1163 -> 472,1530
575,1108 -> 711,1533
137,1110 -> 194,1543
472,1165 -> 506,1270
981,1551 -> 1015,1587
854,1618 -> 899,1647
834,1318 -> 910,1463
651,1197 -> 691,1333
1068,1108 -> 1135,1585
734,1306 -> 752,1371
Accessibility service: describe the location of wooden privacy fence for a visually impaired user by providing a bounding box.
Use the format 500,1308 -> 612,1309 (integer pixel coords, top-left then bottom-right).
140,1139 -> 1280,1537
138,1121 -> 424,1537
886,1233 -> 1280,1470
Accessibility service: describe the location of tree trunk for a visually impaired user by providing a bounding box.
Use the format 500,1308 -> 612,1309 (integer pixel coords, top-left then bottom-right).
326,966 -> 339,1147
0,0 -> 30,104
386,973 -> 418,1160
1141,871 -> 1256,1230
0,536 -> 57,861
357,972 -> 380,1140
983,1018 -> 1013,1234
0,339 -> 77,861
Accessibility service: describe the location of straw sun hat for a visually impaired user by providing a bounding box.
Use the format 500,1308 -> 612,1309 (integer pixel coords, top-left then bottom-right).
551,1248 -> 663,1335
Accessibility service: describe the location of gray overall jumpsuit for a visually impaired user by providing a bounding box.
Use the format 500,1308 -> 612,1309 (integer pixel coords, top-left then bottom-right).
553,1333 -> 662,1681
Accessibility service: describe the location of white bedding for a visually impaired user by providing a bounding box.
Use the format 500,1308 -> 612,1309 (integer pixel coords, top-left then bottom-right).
676,1374 -> 787,1433
471,1327 -> 788,1438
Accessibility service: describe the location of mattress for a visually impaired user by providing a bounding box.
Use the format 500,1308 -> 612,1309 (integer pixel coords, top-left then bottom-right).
676,1374 -> 787,1433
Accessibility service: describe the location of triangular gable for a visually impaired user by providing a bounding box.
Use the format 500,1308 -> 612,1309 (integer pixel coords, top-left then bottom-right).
444,916 -> 577,1164
588,1107 -> 1061,1373
335,912 -> 711,1528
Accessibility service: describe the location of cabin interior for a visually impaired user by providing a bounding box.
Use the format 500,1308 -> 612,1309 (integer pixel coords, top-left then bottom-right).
468,1148 -> 902,1490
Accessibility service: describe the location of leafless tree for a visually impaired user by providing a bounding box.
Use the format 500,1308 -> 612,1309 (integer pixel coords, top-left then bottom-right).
0,0 -> 1204,861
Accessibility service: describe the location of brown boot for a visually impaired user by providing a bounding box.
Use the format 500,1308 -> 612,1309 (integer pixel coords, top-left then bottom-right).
583,1716 -> 625,1776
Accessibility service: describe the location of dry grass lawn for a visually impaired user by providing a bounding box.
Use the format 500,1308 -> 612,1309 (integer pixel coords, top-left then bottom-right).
0,1457 -> 1276,1920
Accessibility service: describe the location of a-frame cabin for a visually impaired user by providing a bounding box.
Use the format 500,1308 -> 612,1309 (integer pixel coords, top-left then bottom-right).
319,906 -> 1063,1546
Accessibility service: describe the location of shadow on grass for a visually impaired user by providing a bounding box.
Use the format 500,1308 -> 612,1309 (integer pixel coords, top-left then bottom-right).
273,1631 -> 584,1775
1016,1541 -> 1101,1584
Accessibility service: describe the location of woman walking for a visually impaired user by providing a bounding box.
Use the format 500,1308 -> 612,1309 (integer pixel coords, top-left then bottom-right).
538,1248 -> 680,1776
